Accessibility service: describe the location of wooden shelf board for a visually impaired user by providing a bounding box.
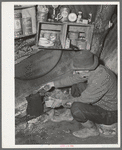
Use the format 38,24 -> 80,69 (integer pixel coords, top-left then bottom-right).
15,33 -> 36,40
14,5 -> 36,10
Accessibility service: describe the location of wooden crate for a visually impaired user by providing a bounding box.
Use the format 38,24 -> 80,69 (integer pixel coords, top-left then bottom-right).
65,22 -> 94,50
36,22 -> 67,49
36,22 -> 94,50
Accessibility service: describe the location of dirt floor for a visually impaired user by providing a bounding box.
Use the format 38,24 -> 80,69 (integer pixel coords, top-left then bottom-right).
15,107 -> 118,145
15,78 -> 118,145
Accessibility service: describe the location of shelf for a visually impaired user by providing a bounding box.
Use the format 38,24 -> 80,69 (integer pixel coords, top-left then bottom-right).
15,33 -> 36,40
36,22 -> 67,49
66,22 -> 94,27
14,5 -> 36,10
37,47 -> 79,51
65,22 -> 94,50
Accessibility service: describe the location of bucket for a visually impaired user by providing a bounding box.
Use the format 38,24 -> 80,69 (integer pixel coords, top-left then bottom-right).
37,11 -> 48,22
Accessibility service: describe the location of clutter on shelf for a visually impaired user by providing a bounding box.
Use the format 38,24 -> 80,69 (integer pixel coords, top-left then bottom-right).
37,5 -> 92,24
38,31 -> 59,47
14,5 -> 36,38
15,38 -> 33,63
36,22 -> 66,49
37,5 -> 49,22
14,5 -> 94,63
64,23 -> 94,50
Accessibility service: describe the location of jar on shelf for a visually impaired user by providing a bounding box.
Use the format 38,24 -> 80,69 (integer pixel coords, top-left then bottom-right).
76,38 -> 87,50
37,5 -> 49,22
22,16 -> 32,35
60,7 -> 70,22
14,11 -> 23,37
76,11 -> 82,23
88,13 -> 92,24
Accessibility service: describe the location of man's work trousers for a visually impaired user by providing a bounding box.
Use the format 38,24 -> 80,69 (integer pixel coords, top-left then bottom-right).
71,102 -> 117,125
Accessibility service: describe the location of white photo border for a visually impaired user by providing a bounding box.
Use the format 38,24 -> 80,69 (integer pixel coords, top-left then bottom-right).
2,1 -> 121,148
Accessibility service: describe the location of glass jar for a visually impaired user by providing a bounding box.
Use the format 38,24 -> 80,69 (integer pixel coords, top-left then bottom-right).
60,7 -> 70,22
77,38 -> 86,50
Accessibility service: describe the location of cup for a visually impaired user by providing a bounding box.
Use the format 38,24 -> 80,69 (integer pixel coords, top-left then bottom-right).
39,37 -> 49,45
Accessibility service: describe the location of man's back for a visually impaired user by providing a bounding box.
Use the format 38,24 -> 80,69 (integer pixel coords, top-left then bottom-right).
85,65 -> 117,111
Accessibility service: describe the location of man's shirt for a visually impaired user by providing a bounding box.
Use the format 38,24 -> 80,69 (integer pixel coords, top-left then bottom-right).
54,65 -> 117,111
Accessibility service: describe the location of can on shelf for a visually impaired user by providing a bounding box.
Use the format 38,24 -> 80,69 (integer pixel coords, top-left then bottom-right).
22,17 -> 32,35
77,39 -> 87,50
14,12 -> 23,37
37,11 -> 48,22
60,7 -> 70,22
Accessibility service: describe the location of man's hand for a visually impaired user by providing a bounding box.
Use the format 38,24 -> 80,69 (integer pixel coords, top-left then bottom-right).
51,99 -> 62,108
62,100 -> 74,108
38,82 -> 54,93
45,97 -> 62,108
43,82 -> 54,91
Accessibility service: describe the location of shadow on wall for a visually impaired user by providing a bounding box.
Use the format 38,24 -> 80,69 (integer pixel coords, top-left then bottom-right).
100,13 -> 117,75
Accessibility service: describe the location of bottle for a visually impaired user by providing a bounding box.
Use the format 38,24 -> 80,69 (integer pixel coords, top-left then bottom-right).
76,11 -> 82,23
88,13 -> 92,24
22,14 -> 32,35
65,37 -> 70,49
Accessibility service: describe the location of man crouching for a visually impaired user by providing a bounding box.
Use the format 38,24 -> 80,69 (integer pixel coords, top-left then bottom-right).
40,50 -> 117,138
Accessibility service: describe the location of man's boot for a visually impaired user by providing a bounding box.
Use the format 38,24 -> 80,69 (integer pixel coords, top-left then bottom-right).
51,109 -> 73,122
73,120 -> 100,138
96,123 -> 117,137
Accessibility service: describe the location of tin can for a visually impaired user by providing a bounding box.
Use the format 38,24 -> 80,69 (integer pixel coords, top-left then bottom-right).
22,17 -> 32,35
14,12 -> 23,37
37,11 -> 48,22
60,7 -> 70,22
77,39 -> 86,50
